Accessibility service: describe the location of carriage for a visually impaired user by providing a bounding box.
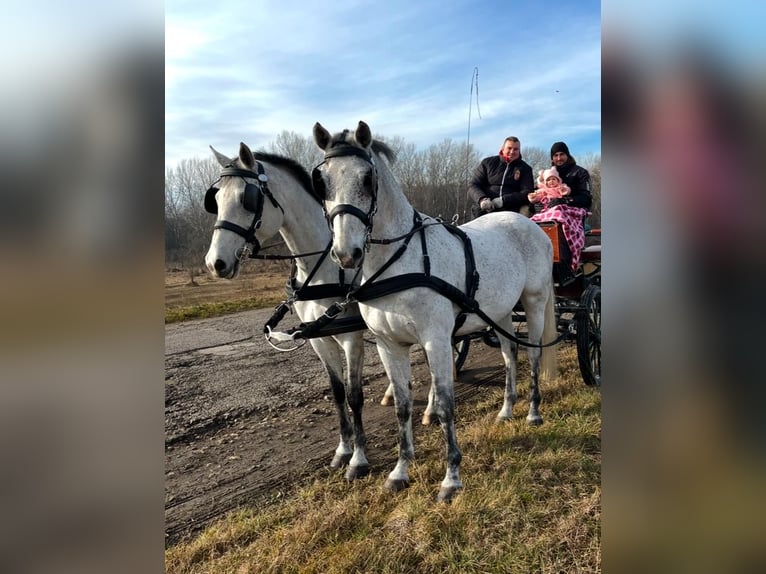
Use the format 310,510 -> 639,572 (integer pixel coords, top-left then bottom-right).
453,220 -> 601,387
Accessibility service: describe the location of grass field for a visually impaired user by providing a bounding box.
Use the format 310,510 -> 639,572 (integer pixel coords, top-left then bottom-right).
165,265 -> 601,572
165,264 -> 289,323
165,292 -> 601,574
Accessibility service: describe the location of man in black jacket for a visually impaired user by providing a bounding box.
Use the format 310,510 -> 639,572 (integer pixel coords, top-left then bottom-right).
544,141 -> 593,211
467,136 -> 534,219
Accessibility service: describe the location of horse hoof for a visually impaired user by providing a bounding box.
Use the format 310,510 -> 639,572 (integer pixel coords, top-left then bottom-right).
421,413 -> 432,426
345,465 -> 370,481
495,415 -> 512,425
384,478 -> 410,493
380,395 -> 393,406
330,452 -> 352,470
437,486 -> 463,503
526,414 -> 543,426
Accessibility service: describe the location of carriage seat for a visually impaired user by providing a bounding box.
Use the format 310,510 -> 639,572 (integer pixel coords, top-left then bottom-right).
536,220 -> 601,286
581,244 -> 601,263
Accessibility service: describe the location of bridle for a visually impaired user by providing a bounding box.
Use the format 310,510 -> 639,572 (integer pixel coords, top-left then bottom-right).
311,145 -> 378,242
205,162 -> 284,256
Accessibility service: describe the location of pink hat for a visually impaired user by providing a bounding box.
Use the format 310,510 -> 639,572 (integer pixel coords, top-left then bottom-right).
542,167 -> 561,183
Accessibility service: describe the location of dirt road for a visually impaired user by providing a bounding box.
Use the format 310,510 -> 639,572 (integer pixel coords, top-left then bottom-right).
165,308 -> 508,547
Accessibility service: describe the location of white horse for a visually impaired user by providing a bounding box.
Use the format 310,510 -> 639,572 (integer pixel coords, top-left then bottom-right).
204,142 -> 370,480
312,121 -> 558,502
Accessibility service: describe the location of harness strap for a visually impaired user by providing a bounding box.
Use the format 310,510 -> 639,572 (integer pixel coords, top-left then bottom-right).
264,301 -> 367,340
353,273 -> 475,308
290,282 -> 356,301
362,209 -> 424,285
264,241 -> 359,337
214,220 -> 259,244
441,224 -> 480,333
352,273 -> 565,349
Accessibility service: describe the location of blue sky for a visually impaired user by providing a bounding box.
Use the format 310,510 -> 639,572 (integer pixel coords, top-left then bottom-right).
165,0 -> 601,169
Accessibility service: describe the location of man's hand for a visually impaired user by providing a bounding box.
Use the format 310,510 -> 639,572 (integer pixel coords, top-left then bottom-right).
491,197 -> 504,209
480,198 -> 494,212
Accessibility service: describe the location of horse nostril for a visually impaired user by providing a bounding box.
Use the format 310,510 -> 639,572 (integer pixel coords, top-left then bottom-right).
352,248 -> 364,263
214,259 -> 227,272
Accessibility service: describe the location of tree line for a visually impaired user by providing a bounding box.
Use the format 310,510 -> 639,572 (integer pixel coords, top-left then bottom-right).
165,131 -> 601,273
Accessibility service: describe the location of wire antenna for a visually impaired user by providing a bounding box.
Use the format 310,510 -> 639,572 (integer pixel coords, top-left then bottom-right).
462,67 -> 481,221
467,66 -> 482,148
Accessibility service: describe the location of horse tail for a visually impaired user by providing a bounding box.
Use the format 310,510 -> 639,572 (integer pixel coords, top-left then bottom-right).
540,282 -> 558,382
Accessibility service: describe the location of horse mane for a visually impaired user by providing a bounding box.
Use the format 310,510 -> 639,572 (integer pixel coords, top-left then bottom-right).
251,150 -> 322,204
327,130 -> 397,164
371,140 -> 396,164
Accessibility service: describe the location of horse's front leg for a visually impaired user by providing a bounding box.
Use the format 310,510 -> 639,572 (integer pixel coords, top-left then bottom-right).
342,334 -> 369,480
312,340 -> 356,471
374,338 -> 415,493
422,337 -> 463,502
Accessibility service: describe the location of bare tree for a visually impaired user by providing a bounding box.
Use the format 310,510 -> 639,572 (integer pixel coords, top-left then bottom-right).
523,146 -> 550,180
268,130 -> 323,171
165,157 -> 219,283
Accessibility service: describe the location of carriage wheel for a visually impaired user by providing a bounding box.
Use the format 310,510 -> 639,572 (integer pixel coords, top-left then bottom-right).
575,284 -> 601,387
454,338 -> 471,374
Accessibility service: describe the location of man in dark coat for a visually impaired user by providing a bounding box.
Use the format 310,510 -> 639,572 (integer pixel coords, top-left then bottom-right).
467,136 -> 534,219
544,141 -> 593,211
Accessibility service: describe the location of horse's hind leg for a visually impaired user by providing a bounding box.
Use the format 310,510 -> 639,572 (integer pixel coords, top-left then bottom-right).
342,335 -> 369,480
496,330 -> 519,423
374,338 -> 415,493
521,295 -> 549,426
384,356 -> 435,428
380,382 -> 394,406
422,384 -> 437,426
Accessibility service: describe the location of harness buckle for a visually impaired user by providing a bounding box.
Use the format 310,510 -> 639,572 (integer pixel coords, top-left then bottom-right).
236,245 -> 252,262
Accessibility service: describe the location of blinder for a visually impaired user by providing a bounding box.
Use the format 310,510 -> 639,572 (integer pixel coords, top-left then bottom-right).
204,165 -> 273,215
204,162 -> 284,252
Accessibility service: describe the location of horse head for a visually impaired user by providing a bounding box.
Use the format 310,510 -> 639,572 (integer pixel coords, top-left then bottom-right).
312,121 -> 377,269
204,142 -> 284,278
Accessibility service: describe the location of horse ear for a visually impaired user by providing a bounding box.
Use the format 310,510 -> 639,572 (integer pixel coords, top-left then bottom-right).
238,142 -> 255,169
313,122 -> 331,151
210,145 -> 232,167
355,121 -> 372,148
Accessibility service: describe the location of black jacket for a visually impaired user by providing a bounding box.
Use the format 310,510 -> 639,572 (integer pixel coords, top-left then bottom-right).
468,155 -> 534,218
551,162 -> 592,210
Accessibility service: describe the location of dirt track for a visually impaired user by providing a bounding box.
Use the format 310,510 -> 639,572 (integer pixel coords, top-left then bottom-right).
165,308 -> 509,547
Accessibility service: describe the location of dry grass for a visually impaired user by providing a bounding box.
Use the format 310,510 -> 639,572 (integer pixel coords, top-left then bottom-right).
165,264 -> 289,322
165,347 -> 601,573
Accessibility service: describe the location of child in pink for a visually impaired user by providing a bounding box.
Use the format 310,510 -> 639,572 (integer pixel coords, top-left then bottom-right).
529,167 -> 588,270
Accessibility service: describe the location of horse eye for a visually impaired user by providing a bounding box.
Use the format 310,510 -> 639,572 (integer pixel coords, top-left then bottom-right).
363,173 -> 373,188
